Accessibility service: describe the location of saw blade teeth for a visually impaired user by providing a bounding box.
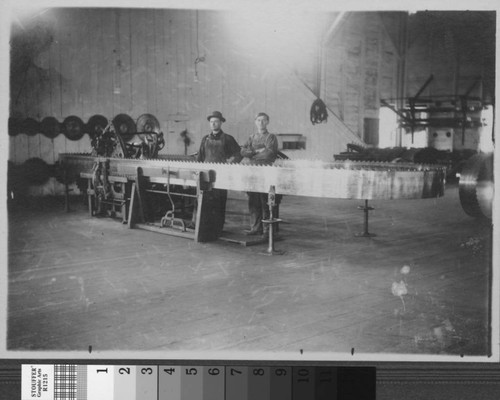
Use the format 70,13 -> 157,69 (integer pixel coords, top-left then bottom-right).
60,154 -> 445,175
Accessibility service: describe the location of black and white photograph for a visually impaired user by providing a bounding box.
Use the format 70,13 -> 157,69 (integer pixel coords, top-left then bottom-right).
1,0 -> 498,377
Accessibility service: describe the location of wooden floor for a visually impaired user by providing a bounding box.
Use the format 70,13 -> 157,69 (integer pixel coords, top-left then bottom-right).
6,183 -> 493,358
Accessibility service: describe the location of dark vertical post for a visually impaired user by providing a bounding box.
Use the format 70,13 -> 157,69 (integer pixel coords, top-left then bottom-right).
355,199 -> 376,237
63,167 -> 70,213
261,185 -> 284,256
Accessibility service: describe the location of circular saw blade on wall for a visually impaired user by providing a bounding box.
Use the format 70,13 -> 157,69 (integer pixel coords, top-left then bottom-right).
22,118 -> 40,136
63,115 -> 85,141
8,117 -> 22,136
112,113 -> 136,141
22,157 -> 51,185
87,114 -> 109,139
40,116 -> 61,139
136,113 -> 161,133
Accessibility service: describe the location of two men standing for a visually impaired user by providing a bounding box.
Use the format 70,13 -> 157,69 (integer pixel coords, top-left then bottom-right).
193,110 -> 278,239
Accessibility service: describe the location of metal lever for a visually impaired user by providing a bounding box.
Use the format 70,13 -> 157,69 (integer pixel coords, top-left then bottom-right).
159,166 -> 187,231
161,210 -> 186,231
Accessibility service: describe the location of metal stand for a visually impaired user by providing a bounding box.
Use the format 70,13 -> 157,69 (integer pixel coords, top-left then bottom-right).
63,168 -> 72,213
261,186 -> 284,255
354,199 -> 376,237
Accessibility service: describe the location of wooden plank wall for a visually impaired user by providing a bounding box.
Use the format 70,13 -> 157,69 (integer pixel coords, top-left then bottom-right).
405,12 -> 493,100
324,12 -> 400,137
9,9 -> 401,195
400,12 -> 494,152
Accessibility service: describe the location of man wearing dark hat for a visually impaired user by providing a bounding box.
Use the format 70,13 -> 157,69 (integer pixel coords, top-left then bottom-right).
188,111 -> 241,231
196,111 -> 241,164
240,112 -> 278,238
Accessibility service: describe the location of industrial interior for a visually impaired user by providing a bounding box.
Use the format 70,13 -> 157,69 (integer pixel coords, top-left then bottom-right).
5,7 -> 496,360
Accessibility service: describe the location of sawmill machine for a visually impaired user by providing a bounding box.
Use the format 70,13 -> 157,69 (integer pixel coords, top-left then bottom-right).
60,125 -> 447,242
90,114 -> 166,159
67,114 -> 180,225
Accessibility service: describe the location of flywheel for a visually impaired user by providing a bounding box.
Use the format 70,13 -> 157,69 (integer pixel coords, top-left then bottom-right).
459,153 -> 494,219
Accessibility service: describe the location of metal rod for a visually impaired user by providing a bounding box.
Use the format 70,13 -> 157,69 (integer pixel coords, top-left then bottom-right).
63,168 -> 70,213
363,199 -> 370,235
463,76 -> 482,97
145,189 -> 197,198
414,74 -> 434,99
261,186 -> 284,255
266,206 -> 275,253
355,199 -> 376,238
380,99 -> 412,123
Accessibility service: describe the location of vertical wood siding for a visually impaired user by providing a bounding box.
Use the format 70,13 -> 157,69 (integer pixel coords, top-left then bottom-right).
405,14 -> 491,100
9,9 -> 400,195
325,13 -> 400,138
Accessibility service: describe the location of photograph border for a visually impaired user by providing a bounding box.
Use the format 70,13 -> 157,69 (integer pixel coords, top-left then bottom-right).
1,0 -> 498,395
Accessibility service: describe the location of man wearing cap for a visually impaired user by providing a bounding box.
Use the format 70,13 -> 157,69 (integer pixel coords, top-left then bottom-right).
188,111 -> 241,232
240,112 -> 278,238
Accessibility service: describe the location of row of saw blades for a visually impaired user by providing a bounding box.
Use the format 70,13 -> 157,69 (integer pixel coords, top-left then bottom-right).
9,113 -> 162,141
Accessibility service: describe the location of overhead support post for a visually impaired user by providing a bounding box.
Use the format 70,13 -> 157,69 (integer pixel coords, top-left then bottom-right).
409,74 -> 434,144
459,76 -> 482,145
459,95 -> 468,145
62,166 -> 72,213
409,97 -> 416,144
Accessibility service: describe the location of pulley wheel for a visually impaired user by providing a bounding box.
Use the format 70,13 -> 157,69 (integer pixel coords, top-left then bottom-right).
22,118 -> 40,136
87,114 -> 109,138
110,130 -> 127,158
40,116 -> 61,139
136,113 -> 161,133
63,115 -> 85,141
458,153 -> 494,220
112,113 -> 136,141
